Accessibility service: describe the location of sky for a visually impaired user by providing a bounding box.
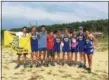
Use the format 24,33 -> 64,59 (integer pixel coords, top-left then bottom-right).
2,2 -> 108,29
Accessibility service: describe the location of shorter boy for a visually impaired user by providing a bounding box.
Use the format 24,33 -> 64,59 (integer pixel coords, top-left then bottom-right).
46,31 -> 55,66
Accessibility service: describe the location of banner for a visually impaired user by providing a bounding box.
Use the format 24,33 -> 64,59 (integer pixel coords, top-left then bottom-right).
19,35 -> 31,53
4,31 -> 31,53
4,31 -> 16,46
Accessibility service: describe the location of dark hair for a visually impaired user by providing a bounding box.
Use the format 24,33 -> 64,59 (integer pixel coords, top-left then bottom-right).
65,27 -> 70,32
31,26 -> 36,31
54,30 -> 57,34
22,26 -> 27,30
41,25 -> 46,28
48,30 -> 53,34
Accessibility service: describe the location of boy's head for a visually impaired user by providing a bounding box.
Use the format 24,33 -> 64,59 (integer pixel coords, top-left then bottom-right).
41,25 -> 46,32
85,30 -> 90,36
79,26 -> 83,33
31,26 -> 36,32
57,30 -> 61,35
65,27 -> 69,34
49,30 -> 53,36
22,26 -> 27,33
72,29 -> 76,35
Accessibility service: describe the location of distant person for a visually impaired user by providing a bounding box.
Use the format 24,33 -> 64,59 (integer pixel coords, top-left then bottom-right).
85,31 -> 97,73
77,26 -> 86,68
54,30 -> 62,64
46,31 -> 55,66
10,26 -> 28,68
38,25 -> 47,65
70,29 -> 78,65
29,26 -> 39,68
62,28 -> 71,66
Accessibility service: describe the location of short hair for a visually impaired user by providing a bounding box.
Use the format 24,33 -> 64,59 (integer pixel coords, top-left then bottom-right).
54,30 -> 57,34
41,25 -> 46,28
65,27 -> 70,32
31,26 -> 36,31
48,30 -> 53,34
22,26 -> 27,30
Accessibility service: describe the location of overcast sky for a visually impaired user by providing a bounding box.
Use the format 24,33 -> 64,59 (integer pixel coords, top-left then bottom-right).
2,2 -> 108,29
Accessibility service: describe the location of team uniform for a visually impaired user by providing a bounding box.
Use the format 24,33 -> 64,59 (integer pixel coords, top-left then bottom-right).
54,35 -> 61,53
38,31 -> 47,51
47,35 -> 54,57
84,37 -> 94,54
62,34 -> 71,53
71,35 -> 78,53
77,32 -> 85,52
30,32 -> 39,52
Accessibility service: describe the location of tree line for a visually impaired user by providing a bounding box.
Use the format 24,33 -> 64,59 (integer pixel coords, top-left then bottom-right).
1,19 -> 108,40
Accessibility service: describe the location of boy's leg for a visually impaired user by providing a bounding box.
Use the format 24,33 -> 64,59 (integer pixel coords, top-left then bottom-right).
74,52 -> 78,65
30,52 -> 34,68
79,52 -> 82,62
44,50 -> 49,67
62,53 -> 65,66
35,52 -> 40,67
68,52 -> 71,66
42,52 -> 45,62
35,52 -> 38,63
88,54 -> 93,73
78,46 -> 84,68
39,51 -> 41,61
15,54 -> 21,69
51,50 -> 55,66
23,53 -> 27,68
42,48 -> 46,64
39,51 -> 43,64
83,53 -> 87,68
89,54 -> 92,69
78,51 -> 83,68
71,52 -> 73,64
87,54 -> 92,73
17,54 -> 21,65
57,52 -> 60,64
75,53 -> 77,62
43,50 -> 47,65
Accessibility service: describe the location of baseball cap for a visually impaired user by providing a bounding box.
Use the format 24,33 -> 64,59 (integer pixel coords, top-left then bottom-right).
79,26 -> 83,29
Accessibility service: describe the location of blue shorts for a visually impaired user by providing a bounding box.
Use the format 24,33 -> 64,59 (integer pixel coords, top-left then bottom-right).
84,48 -> 94,54
78,46 -> 84,52
38,47 -> 47,51
62,46 -> 70,53
71,48 -> 78,53
54,45 -> 60,53
31,44 -> 38,52
78,41 -> 85,52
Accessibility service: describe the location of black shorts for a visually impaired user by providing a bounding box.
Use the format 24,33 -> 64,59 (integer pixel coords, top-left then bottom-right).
17,53 -> 28,56
47,49 -> 54,57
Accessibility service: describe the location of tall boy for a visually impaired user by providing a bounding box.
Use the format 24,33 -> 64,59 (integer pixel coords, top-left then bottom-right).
38,25 -> 47,65
77,26 -> 86,68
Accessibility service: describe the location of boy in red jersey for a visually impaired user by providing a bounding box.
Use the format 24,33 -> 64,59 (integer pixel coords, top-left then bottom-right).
46,31 -> 55,66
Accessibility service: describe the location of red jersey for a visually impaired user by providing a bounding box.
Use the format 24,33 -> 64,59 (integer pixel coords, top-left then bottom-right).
47,35 -> 54,49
